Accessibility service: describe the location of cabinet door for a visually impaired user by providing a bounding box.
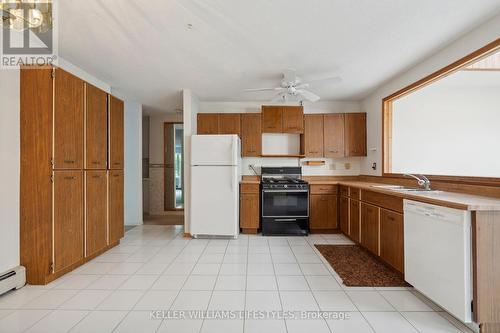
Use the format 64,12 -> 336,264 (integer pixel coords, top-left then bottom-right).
361,203 -> 379,255
197,113 -> 219,134
108,170 -> 124,244
304,115 -> 324,157
53,171 -> 84,273
380,209 -> 404,273
240,193 -> 260,230
218,113 -> 241,136
109,95 -> 124,169
282,106 -> 304,133
85,170 -> 107,257
54,68 -> 84,169
345,113 -> 366,156
349,199 -> 360,243
85,84 -> 108,169
241,113 -> 262,157
262,106 -> 282,133
310,194 -> 338,230
339,196 -> 349,234
324,114 -> 345,158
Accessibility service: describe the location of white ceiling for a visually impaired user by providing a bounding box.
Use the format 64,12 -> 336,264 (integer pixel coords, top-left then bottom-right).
58,0 -> 500,113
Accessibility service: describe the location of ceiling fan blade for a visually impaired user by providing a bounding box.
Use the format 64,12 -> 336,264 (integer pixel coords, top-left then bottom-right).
283,68 -> 297,84
243,87 -> 282,92
297,89 -> 320,102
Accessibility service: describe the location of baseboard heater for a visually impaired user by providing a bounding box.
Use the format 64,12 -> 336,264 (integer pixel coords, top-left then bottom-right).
0,266 -> 26,296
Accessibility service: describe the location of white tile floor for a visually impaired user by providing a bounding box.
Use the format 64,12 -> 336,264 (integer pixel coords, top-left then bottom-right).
0,225 -> 475,333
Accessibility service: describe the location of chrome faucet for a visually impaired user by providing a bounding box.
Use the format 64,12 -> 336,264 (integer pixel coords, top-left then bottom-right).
404,174 -> 431,191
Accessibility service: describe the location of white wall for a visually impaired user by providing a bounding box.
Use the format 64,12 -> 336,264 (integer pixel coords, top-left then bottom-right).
199,101 -> 363,176
183,90 -> 200,234
0,69 -> 20,273
361,13 -> 500,176
391,71 -> 500,177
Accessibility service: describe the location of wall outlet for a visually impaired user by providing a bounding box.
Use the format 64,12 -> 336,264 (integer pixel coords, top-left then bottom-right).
344,163 -> 351,170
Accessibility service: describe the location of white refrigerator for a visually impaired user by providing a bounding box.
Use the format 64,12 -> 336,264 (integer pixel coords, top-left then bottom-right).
190,135 -> 241,238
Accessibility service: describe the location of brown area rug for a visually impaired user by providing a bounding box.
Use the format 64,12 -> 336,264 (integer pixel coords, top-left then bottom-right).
315,245 -> 410,287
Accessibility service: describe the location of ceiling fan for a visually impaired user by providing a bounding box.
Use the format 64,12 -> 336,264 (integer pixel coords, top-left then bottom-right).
243,69 -> 341,103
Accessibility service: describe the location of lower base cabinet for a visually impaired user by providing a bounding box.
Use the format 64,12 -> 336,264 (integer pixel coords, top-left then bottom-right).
339,196 -> 349,234
380,209 -> 404,273
240,183 -> 260,234
86,170 -> 108,257
53,171 -> 84,273
349,199 -> 360,242
109,170 -> 125,244
360,203 -> 380,255
310,194 -> 338,231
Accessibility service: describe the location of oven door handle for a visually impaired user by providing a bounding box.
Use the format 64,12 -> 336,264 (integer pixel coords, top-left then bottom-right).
262,189 -> 309,193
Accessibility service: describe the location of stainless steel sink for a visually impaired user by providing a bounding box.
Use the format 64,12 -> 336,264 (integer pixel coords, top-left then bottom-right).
370,185 -> 441,193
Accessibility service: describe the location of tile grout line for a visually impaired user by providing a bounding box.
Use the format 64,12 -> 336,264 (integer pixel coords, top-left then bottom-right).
268,237 -> 288,333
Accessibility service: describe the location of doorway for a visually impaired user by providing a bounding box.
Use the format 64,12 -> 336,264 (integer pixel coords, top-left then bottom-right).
164,122 -> 184,211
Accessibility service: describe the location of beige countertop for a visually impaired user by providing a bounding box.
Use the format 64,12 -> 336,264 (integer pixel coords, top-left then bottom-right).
241,177 -> 500,211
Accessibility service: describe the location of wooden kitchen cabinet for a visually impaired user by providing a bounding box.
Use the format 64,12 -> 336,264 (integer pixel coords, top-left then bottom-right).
218,113 -> 241,136
310,194 -> 338,232
262,105 -> 283,133
85,170 -> 108,257
240,183 -> 260,234
53,171 -> 84,273
85,84 -> 108,169
349,199 -> 360,242
380,209 -> 404,273
241,113 -> 262,157
282,106 -> 304,133
109,95 -> 124,169
361,203 -> 380,255
339,196 -> 349,234
53,68 -> 84,169
344,113 -> 367,156
197,113 -> 219,134
323,114 -> 345,158
303,114 -> 324,157
108,170 -> 124,244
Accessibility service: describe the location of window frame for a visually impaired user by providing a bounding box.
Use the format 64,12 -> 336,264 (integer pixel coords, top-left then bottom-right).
382,38 -> 500,186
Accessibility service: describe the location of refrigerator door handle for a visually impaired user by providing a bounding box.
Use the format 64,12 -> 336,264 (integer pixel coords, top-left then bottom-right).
231,136 -> 237,165
231,165 -> 236,192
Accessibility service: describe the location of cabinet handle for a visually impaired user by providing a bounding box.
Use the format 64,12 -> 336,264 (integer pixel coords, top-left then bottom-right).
64,160 -> 75,164
113,174 -> 120,177
64,176 -> 76,180
268,126 -> 276,129
113,162 -> 120,165
91,161 -> 100,165
92,175 -> 101,179
329,150 -> 338,153
387,216 -> 395,221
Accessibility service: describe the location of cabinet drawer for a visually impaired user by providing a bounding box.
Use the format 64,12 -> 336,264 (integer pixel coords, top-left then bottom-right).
339,185 -> 349,197
349,187 -> 360,199
361,190 -> 403,213
310,184 -> 338,194
240,183 -> 260,194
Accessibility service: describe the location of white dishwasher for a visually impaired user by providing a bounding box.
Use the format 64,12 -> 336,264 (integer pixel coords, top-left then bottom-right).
404,200 -> 472,323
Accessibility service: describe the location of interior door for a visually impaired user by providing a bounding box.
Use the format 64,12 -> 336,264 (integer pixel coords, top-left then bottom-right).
109,170 -> 124,244
53,171 -> 84,273
86,84 -> 108,169
85,170 -> 107,257
54,68 -> 84,169
164,124 -> 176,210
109,95 -> 124,169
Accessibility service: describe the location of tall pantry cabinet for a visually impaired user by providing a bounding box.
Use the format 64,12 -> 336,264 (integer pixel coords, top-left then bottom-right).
20,67 -> 124,284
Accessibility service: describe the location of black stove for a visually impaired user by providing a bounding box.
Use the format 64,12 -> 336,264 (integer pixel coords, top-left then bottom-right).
260,167 -> 309,236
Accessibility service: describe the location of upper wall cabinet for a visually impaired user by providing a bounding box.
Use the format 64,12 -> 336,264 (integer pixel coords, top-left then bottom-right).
109,95 -> 124,170
303,114 -> 324,157
241,113 -> 262,157
262,105 -> 304,134
54,68 -> 84,169
261,106 -> 282,133
218,113 -> 241,136
85,84 -> 108,169
324,114 -> 345,158
197,113 -> 219,134
344,113 -> 367,157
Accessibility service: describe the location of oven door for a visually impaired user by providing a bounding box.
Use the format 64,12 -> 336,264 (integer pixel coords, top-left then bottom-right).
262,189 -> 309,218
